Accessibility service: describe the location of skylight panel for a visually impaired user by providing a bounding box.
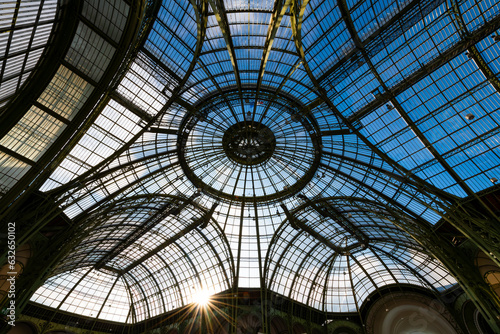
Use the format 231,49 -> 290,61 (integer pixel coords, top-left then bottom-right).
0,105 -> 66,161
0,153 -> 30,196
461,0 -> 500,31
37,65 -> 95,120
82,0 -> 130,43
0,0 -> 58,106
66,23 -> 116,82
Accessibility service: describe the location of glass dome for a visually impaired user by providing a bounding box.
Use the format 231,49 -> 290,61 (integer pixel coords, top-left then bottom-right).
12,0 -> 498,326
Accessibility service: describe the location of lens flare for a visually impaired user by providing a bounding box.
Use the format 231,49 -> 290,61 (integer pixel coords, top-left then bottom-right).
195,289 -> 211,306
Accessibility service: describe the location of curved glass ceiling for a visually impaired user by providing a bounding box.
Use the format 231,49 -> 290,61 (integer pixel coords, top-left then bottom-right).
178,89 -> 322,202
0,0 -> 58,110
29,0 -> 500,324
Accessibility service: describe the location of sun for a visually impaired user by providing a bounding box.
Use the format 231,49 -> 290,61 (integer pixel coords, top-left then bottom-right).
195,289 -> 211,307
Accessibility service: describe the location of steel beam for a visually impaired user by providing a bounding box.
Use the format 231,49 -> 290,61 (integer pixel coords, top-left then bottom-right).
124,272 -> 151,320
148,127 -> 178,135
181,68 -> 312,97
46,148 -> 178,197
320,129 -> 351,136
94,192 -> 200,269
346,13 -> 500,122
207,0 -> 245,110
255,0 -> 292,96
371,245 -> 442,293
290,0 -> 461,220
339,0 -> 500,267
110,91 -> 153,123
0,145 -> 36,166
345,255 -> 366,327
317,0 -> 445,85
282,202 -> 367,254
141,47 -> 183,84
45,0 -> 208,210
297,194 -> 369,244
118,223 -> 201,274
338,0 -> 473,197
200,44 -> 297,57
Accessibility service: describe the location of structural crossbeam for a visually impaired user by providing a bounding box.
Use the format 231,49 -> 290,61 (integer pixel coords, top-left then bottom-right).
200,45 -> 297,57
338,0 -> 475,201
317,0 -> 445,85
121,218 -> 206,274
148,127 -> 178,135
347,13 -> 500,122
207,0 -> 244,109
280,203 -> 368,254
94,192 -> 200,269
45,1 -> 209,204
111,91 -> 153,123
256,0 -> 291,93
298,194 -> 369,243
141,47 -> 183,84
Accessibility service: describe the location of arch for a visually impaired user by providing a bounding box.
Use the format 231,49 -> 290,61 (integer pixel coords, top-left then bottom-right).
462,300 -> 495,334
365,292 -> 461,334
476,250 -> 500,299
265,197 -> 456,313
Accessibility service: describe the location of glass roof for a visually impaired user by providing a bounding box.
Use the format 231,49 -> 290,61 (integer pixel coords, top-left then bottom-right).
0,0 -> 58,109
14,0 -> 499,324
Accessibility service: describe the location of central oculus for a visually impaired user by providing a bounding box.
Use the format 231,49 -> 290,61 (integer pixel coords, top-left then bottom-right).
176,89 -> 323,203
222,122 -> 276,165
